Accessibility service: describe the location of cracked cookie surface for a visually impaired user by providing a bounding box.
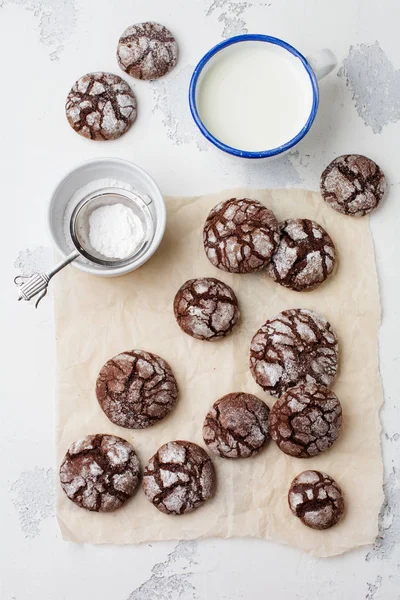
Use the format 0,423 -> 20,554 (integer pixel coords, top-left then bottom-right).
203,198 -> 279,273
266,218 -> 336,291
203,392 -> 270,459
250,308 -> 339,398
142,441 -> 216,514
269,383 -> 342,457
117,21 -> 178,80
96,350 -> 178,429
320,154 -> 386,217
59,434 -> 140,512
65,72 -> 137,140
288,470 -> 345,529
173,277 -> 240,341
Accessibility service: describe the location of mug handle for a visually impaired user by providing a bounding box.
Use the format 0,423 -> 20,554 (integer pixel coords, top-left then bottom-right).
306,49 -> 337,80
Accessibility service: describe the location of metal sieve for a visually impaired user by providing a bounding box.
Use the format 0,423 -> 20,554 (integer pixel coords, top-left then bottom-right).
70,187 -> 154,266
15,188 -> 155,307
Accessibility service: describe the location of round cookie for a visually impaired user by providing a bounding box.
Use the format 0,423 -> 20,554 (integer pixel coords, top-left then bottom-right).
117,22 -> 178,80
288,470 -> 345,529
65,72 -> 137,140
173,277 -> 240,341
96,350 -> 178,429
142,441 -> 216,515
250,308 -> 339,398
59,434 -> 140,512
320,154 -> 386,217
203,392 -> 270,459
268,383 -> 342,457
203,198 -> 280,274
266,219 -> 336,292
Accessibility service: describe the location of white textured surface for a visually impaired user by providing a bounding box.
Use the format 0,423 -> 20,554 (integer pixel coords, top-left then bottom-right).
2,0 -> 400,598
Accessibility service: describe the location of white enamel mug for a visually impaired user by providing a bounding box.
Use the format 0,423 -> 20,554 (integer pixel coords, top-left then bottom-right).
189,35 -> 336,159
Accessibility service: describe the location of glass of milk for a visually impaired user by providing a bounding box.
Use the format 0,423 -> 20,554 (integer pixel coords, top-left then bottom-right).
189,35 -> 336,159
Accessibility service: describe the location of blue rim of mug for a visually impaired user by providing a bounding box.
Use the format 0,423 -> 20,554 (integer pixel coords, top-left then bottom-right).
189,34 -> 319,159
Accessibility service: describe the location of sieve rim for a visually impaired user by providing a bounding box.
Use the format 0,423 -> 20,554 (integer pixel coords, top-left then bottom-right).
69,188 -> 155,267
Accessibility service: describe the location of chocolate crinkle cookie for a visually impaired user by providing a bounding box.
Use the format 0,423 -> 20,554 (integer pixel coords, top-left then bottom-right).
96,350 -> 178,429
65,72 -> 137,140
266,218 -> 336,291
203,392 -> 270,459
142,441 -> 216,515
203,198 -> 280,273
59,434 -> 140,512
117,22 -> 178,80
320,154 -> 386,217
268,383 -> 342,457
250,308 -> 339,398
288,470 -> 345,529
173,277 -> 240,341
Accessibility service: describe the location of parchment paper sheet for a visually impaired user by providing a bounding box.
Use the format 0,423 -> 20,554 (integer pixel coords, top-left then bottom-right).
55,188 -> 384,557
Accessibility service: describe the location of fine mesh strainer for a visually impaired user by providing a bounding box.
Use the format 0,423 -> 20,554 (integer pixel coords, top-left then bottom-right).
15,188 -> 155,307
70,187 -> 154,266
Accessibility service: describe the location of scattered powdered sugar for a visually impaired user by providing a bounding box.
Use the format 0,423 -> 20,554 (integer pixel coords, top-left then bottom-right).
255,361 -> 283,386
89,203 -> 144,259
296,470 -> 322,485
159,442 -> 186,464
289,492 -> 303,508
11,468 -> 56,538
160,469 -> 180,487
163,486 -> 187,513
70,436 -> 95,455
102,437 -> 130,466
113,472 -> 135,493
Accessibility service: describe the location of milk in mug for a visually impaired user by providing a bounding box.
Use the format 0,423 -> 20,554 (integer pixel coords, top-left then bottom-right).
196,41 -> 315,152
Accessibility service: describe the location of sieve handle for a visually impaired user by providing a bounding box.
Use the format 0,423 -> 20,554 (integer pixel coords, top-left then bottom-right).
14,250 -> 79,308
46,250 -> 80,279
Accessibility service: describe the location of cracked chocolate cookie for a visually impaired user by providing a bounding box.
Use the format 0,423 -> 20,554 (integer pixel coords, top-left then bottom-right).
65,72 -> 137,140
117,22 -> 178,80
203,198 -> 280,273
203,392 -> 270,459
250,309 -> 339,398
142,441 -> 216,514
268,383 -> 342,457
59,434 -> 140,512
266,219 -> 336,292
288,470 -> 345,529
320,154 -> 386,217
173,277 -> 240,341
96,350 -> 178,429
